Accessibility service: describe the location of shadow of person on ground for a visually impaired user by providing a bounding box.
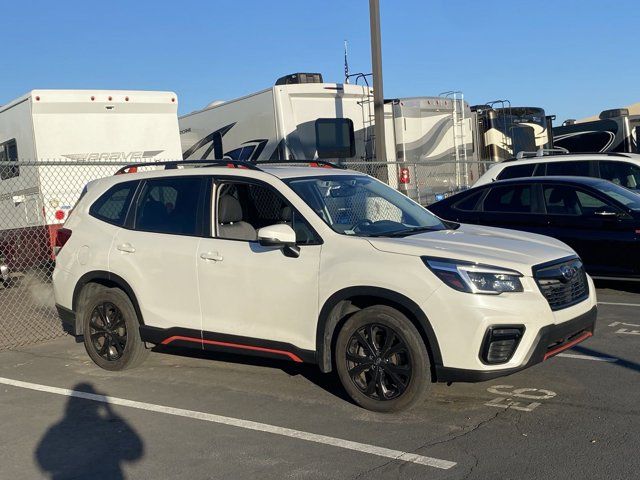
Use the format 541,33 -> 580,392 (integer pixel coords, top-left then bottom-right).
35,383 -> 144,480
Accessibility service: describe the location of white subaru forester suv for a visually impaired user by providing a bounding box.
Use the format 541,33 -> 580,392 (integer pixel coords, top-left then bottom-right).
53,161 -> 597,412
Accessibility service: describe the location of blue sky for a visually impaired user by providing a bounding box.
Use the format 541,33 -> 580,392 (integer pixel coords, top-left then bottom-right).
2,0 -> 638,122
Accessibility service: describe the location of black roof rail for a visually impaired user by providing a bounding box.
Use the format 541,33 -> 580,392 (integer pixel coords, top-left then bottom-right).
502,151 -> 634,163
114,160 -> 262,175
254,160 -> 345,169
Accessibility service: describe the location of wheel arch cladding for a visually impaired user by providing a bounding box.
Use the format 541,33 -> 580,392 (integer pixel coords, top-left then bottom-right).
316,286 -> 443,378
72,271 -> 145,335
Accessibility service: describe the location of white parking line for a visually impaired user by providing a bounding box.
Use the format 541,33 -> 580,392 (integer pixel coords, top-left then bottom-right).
0,376 -> 456,470
598,301 -> 640,307
556,353 -> 618,363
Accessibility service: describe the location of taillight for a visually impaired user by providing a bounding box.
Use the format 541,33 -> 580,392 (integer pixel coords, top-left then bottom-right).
56,228 -> 73,252
399,167 -> 411,184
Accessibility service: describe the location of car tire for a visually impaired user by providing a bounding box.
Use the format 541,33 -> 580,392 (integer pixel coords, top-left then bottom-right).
80,285 -> 149,371
335,305 -> 430,412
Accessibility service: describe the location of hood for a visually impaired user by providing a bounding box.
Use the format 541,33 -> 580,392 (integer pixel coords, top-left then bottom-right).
366,224 -> 576,276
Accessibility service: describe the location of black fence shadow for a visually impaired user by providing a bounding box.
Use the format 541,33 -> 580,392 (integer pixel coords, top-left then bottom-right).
152,344 -> 354,404
35,383 -> 144,480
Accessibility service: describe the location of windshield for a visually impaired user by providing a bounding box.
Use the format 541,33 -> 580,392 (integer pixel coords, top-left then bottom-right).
286,175 -> 449,237
594,181 -> 640,211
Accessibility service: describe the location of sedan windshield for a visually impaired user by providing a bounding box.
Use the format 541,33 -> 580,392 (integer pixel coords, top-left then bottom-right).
286,174 -> 449,237
593,181 -> 640,211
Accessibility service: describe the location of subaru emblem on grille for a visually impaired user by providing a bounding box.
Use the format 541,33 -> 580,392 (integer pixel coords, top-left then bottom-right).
560,265 -> 577,282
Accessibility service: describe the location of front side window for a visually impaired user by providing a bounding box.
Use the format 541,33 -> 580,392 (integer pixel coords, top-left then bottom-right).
0,139 -> 19,180
483,184 -> 534,213
286,175 -> 448,237
90,181 -> 138,226
599,161 -> 640,190
216,181 -> 319,244
315,118 -> 355,158
133,177 -> 204,236
543,184 -> 618,216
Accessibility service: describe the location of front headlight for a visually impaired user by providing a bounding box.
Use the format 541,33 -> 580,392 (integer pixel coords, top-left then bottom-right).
423,257 -> 523,294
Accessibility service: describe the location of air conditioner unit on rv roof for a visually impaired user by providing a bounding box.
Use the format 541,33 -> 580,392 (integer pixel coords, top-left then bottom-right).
275,73 -> 323,86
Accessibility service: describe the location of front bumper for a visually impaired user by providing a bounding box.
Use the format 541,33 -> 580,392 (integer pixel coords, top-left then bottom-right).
436,305 -> 597,383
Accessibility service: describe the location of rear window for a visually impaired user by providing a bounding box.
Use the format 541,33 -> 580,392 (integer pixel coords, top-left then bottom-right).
315,118 -> 355,158
497,163 -> 536,181
89,181 -> 138,226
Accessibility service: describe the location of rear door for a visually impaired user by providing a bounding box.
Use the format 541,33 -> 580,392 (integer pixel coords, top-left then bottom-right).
475,182 -> 549,234
541,183 -> 639,276
108,176 -> 206,333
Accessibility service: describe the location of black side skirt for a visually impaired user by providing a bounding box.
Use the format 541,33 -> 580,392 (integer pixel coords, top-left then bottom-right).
139,325 -> 316,364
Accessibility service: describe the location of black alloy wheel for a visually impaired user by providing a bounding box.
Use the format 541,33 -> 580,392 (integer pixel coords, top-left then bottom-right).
88,302 -> 128,361
345,323 -> 412,401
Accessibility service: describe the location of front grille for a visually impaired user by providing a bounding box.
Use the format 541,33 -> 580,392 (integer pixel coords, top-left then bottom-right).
534,258 -> 589,311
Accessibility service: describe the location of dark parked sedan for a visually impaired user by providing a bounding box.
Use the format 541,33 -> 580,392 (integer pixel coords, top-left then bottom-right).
429,176 -> 640,279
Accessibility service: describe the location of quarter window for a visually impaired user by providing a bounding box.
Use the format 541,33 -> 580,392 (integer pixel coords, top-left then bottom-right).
134,177 -> 204,236
90,181 -> 138,226
483,185 -> 534,213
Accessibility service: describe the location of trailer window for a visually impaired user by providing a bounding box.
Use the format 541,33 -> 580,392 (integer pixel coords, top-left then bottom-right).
315,118 -> 355,159
0,139 -> 19,180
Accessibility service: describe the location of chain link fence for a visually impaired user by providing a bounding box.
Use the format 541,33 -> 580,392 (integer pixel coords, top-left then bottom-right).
0,158 -> 495,351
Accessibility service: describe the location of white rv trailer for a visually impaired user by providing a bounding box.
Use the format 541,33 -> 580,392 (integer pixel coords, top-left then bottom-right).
0,90 -> 181,272
178,74 -> 475,204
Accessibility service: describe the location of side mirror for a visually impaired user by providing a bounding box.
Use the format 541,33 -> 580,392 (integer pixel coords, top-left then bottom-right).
257,224 -> 300,257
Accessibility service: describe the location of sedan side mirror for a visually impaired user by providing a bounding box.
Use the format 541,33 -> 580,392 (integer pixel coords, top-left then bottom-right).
257,224 -> 300,257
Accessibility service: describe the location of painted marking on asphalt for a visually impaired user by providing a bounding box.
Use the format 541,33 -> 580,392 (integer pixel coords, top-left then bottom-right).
557,353 -> 618,362
598,301 -> 640,307
0,376 -> 456,470
485,386 -> 556,412
608,322 -> 640,336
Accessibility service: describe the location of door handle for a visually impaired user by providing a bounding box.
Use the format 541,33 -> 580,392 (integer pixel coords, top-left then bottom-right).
200,252 -> 223,262
116,243 -> 136,253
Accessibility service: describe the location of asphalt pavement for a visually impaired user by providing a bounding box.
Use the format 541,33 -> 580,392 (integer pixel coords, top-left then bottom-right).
0,282 -> 638,479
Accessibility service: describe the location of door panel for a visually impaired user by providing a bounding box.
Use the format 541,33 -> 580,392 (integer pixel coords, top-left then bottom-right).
110,229 -> 202,330
197,238 -> 321,350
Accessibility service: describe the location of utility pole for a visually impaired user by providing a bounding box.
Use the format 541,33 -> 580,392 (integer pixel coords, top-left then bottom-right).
369,0 -> 386,162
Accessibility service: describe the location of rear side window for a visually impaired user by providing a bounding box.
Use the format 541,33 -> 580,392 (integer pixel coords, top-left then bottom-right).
134,177 -> 205,236
315,118 -> 355,158
599,161 -> 640,189
483,184 -> 534,213
545,160 -> 595,177
497,163 -> 536,181
90,181 -> 138,226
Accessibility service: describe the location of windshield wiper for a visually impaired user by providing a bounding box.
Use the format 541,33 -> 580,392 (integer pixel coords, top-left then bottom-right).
369,226 -> 440,237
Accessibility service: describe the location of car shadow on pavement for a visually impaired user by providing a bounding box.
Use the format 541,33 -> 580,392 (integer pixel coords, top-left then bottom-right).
35,383 -> 144,480
153,345 -> 355,404
571,344 -> 640,373
594,279 -> 640,294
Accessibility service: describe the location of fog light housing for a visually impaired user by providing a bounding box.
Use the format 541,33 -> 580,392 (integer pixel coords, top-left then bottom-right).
481,326 -> 524,364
